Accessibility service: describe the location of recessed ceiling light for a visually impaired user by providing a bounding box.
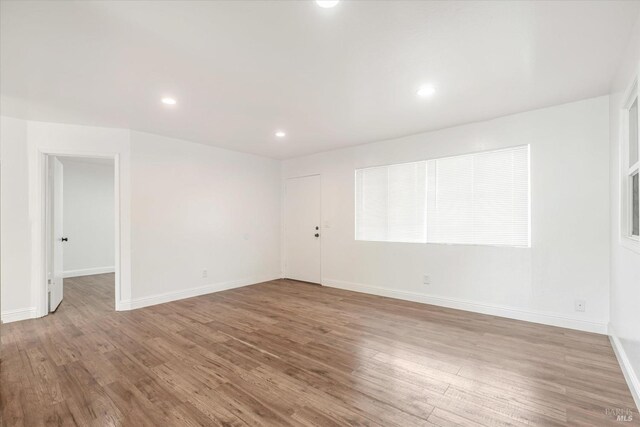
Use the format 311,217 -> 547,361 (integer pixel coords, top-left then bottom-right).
316,0 -> 340,8
275,131 -> 286,138
161,97 -> 177,105
416,84 -> 436,98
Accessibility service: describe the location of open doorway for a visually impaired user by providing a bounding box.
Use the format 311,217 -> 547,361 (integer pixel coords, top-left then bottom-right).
46,155 -> 116,314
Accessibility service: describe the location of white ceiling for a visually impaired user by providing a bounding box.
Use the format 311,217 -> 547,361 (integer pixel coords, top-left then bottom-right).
1,1 -> 639,159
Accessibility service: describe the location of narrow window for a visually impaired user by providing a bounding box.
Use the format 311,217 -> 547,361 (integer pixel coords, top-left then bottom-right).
632,171 -> 639,237
626,91 -> 640,241
630,99 -> 639,167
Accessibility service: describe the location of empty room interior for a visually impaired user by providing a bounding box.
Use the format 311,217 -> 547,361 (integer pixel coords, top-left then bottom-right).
2,0 -> 640,425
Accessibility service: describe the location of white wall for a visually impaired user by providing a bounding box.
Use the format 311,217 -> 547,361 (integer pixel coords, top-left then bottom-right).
0,116 -> 32,320
283,96 -> 611,333
128,131 -> 281,305
61,158 -> 115,277
609,13 -> 640,408
0,118 -> 281,321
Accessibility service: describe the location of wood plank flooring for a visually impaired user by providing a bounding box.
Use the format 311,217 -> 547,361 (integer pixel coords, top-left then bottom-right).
1,274 -> 638,426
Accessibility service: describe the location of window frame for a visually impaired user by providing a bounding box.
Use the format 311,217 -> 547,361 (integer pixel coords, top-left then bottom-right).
621,77 -> 640,253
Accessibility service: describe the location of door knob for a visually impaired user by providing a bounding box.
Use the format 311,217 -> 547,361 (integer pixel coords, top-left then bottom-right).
61,237 -> 68,242
314,233 -> 320,237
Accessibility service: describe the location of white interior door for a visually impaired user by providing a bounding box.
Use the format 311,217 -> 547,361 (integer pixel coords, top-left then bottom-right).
50,157 -> 64,312
285,175 -> 321,284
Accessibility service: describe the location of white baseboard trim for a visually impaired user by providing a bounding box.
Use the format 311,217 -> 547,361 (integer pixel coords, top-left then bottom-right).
118,275 -> 280,311
63,266 -> 115,278
1,307 -> 37,324
323,279 -> 608,334
609,324 -> 640,411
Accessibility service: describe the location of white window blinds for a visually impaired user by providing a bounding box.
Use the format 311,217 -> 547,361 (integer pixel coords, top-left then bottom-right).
355,161 -> 426,242
355,145 -> 530,247
427,145 -> 529,247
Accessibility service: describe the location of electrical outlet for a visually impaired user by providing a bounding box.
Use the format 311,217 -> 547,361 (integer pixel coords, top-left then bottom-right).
574,299 -> 586,312
202,269 -> 208,279
423,275 -> 431,285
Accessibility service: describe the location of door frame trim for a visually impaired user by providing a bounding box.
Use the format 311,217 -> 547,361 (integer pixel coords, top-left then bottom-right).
282,173 -> 322,284
36,149 -> 122,317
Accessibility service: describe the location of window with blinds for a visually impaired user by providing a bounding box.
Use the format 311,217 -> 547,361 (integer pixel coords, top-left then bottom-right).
355,145 -> 530,247
355,161 -> 427,242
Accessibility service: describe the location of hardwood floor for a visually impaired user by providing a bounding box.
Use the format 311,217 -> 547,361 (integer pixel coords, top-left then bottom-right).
1,274 -> 637,426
